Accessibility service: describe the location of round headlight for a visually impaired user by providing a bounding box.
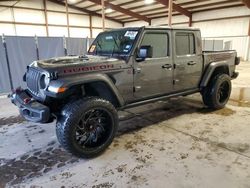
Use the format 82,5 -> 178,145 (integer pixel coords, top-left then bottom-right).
39,74 -> 50,89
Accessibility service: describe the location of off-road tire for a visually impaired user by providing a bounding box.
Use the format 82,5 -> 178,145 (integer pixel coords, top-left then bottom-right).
56,98 -> 118,158
202,74 -> 231,109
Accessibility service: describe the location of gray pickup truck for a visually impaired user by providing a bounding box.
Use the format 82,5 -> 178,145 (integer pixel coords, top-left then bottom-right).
11,26 -> 240,158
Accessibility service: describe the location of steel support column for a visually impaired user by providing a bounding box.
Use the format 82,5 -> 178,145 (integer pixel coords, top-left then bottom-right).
101,0 -> 105,31
168,0 -> 173,26
65,0 -> 70,37
43,0 -> 49,36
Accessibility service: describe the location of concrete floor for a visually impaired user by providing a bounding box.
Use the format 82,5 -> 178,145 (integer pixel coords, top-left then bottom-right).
0,62 -> 250,188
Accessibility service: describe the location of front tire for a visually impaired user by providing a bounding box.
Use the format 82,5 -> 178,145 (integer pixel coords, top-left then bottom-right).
202,74 -> 231,109
56,98 -> 118,158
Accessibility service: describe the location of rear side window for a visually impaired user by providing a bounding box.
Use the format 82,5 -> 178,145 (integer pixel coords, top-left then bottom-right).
175,32 -> 195,56
140,33 -> 169,58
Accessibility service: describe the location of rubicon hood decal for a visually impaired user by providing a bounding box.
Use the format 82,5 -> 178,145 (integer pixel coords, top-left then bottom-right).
63,64 -> 115,74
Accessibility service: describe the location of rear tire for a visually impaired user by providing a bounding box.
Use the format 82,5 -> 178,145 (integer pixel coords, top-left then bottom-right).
56,98 -> 118,158
201,74 -> 231,109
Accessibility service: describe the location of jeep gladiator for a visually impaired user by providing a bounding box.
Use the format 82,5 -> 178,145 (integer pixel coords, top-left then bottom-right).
11,26 -> 240,158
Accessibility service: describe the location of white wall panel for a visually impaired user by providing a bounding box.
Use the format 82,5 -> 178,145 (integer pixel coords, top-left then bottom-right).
46,1 -> 66,12
48,26 -> 68,37
151,17 -> 168,26
174,23 -> 189,27
91,16 -> 122,28
15,25 -> 47,36
47,12 -> 67,25
193,6 -> 250,21
0,24 -> 15,35
92,29 -> 103,38
0,8 -> 12,22
14,8 -> 45,24
193,18 -> 249,37
69,27 -> 90,38
105,19 -> 122,28
92,16 -> 102,27
17,0 -> 44,9
68,7 -> 87,14
151,15 -> 189,26
69,14 -> 89,26
0,1 -> 16,6
124,20 -> 149,27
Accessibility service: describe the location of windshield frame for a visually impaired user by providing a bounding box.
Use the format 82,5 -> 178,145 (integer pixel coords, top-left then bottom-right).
88,28 -> 141,60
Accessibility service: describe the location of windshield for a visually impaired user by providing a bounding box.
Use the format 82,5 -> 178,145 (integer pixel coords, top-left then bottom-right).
88,29 -> 139,57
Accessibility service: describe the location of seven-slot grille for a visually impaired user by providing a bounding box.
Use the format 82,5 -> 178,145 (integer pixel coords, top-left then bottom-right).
26,68 -> 42,96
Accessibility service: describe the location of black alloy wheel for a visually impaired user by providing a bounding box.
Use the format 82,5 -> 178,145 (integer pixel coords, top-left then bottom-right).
202,74 -> 232,109
56,98 -> 118,158
75,108 -> 113,149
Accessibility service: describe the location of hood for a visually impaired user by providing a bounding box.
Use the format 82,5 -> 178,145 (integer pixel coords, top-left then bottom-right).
30,55 -> 125,76
34,55 -> 118,68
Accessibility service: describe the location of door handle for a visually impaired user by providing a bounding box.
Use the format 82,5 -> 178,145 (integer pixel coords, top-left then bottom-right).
187,61 -> 197,65
162,64 -> 172,69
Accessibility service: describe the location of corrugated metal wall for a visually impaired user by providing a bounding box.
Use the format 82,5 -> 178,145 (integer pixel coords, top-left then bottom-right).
0,36 -> 94,94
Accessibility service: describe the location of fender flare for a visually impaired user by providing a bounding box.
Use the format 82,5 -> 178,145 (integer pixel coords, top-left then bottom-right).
200,61 -> 230,87
47,73 -> 125,106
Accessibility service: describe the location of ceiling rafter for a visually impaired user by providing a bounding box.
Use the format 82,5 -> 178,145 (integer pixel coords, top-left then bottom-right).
117,0 -> 145,7
104,0 -> 211,17
135,0 -> 241,16
87,0 -> 151,23
106,0 -> 214,16
144,1 -> 243,18
95,0 -> 156,14
156,0 -> 192,17
72,0 -> 88,6
241,0 -> 250,8
192,3 -> 244,13
48,0 -> 123,24
80,0 -> 116,10
188,1 -> 243,11
149,3 -> 244,20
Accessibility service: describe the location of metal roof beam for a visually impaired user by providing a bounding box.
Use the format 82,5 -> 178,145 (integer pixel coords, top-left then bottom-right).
241,0 -> 250,8
48,0 -> 123,24
87,0 -> 151,23
156,0 -> 192,18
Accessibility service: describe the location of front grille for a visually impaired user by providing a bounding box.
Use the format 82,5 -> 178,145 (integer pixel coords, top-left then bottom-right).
26,68 -> 42,96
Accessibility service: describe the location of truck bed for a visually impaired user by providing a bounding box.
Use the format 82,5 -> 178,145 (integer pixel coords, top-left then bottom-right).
202,50 -> 237,77
202,50 -> 237,65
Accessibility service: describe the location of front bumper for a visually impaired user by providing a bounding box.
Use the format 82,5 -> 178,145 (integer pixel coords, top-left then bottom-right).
10,89 -> 51,123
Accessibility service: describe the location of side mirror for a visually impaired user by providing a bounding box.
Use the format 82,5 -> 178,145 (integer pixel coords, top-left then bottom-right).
136,45 -> 153,62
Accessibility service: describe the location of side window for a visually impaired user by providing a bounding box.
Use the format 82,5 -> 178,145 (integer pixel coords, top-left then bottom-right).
140,33 -> 169,58
176,32 -> 195,56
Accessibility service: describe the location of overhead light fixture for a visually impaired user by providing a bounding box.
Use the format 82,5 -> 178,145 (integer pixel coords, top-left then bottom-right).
145,0 -> 154,4
68,0 -> 77,3
105,8 -> 113,13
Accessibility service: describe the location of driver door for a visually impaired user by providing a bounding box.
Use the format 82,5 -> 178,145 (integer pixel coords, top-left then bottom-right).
133,30 -> 173,99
